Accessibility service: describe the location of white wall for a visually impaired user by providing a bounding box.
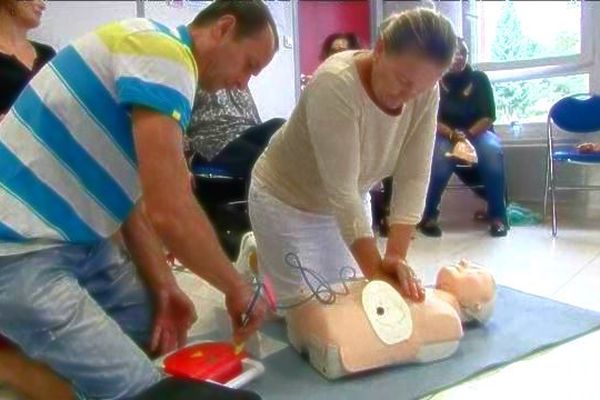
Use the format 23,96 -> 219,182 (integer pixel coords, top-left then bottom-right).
591,2 -> 600,94
248,3 -> 297,121
30,0 -> 297,121
382,0 -> 462,36
30,1 -> 138,49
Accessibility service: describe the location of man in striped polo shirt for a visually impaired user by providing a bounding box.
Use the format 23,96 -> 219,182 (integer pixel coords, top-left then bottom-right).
0,1 -> 278,398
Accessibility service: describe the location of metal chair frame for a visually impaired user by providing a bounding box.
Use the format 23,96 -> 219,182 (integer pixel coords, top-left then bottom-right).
543,93 -> 600,237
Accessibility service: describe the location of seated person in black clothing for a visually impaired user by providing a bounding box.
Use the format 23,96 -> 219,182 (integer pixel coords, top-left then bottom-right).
0,0 -> 54,122
185,87 -> 285,182
418,38 -> 508,238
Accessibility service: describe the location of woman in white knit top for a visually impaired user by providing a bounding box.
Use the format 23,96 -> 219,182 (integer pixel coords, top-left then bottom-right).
249,8 -> 457,306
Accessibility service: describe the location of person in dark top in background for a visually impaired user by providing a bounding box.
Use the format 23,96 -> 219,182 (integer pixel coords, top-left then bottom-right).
300,32 -> 362,90
418,38 -> 508,238
319,32 -> 361,61
0,0 -> 55,121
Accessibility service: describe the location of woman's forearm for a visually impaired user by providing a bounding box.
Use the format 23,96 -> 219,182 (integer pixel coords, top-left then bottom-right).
384,223 -> 414,261
350,237 -> 382,279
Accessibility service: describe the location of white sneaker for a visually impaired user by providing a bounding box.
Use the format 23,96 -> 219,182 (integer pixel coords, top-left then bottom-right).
234,231 -> 258,280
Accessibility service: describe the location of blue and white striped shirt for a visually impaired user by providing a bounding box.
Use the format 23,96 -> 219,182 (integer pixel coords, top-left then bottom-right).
0,18 -> 197,255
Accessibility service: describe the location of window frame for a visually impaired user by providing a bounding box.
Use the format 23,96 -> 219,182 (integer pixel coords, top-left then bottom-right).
460,0 -> 594,133
462,1 -> 593,84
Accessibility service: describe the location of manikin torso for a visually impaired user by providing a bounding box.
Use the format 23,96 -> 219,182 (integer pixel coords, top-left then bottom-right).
286,282 -> 464,378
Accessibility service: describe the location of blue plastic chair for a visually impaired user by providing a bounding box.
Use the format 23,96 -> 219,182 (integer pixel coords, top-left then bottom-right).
543,93 -> 600,237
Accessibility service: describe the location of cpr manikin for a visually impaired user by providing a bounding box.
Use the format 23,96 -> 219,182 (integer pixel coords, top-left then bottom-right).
285,259 -> 496,379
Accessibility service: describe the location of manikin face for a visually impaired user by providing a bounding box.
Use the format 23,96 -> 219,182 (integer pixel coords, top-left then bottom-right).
435,260 -> 495,309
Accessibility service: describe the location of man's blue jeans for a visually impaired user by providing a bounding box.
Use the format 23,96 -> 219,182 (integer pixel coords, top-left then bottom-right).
423,130 -> 507,221
0,240 -> 161,399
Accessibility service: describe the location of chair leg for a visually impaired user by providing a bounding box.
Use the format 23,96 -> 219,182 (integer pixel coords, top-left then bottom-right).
543,150 -> 550,218
549,156 -> 558,237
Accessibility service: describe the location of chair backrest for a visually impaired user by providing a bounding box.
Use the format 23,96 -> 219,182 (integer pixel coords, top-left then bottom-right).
549,94 -> 600,134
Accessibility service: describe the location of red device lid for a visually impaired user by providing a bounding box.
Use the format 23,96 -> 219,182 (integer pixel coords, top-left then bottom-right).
163,342 -> 245,384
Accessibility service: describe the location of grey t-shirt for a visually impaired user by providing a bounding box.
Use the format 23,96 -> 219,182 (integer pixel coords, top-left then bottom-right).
186,88 -> 261,160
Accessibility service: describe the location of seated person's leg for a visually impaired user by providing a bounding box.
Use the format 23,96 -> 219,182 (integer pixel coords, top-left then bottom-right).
454,165 -> 485,199
419,136 -> 456,237
0,243 -> 161,400
454,165 -> 489,221
470,131 -> 508,236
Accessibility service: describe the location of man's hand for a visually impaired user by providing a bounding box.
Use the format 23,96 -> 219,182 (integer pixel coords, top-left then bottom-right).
375,257 -> 425,302
150,283 -> 197,356
225,283 -> 267,344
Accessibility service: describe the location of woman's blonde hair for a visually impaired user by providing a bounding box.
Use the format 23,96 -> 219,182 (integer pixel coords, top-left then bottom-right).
379,8 -> 457,67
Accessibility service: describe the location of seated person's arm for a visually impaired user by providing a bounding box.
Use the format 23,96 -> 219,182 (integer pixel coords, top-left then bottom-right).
437,121 -> 454,138
467,72 -> 496,137
467,117 -> 493,137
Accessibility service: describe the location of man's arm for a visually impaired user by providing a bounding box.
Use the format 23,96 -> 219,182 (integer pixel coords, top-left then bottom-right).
131,107 -> 265,342
121,202 -> 177,292
120,201 -> 197,354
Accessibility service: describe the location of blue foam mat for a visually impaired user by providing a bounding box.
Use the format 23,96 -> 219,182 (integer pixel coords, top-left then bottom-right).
246,286 -> 600,400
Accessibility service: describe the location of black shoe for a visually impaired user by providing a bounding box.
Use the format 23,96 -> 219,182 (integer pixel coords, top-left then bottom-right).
490,220 -> 508,237
417,219 -> 442,237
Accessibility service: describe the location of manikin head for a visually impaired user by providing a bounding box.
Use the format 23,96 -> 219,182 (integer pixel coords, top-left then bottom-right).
435,259 -> 496,323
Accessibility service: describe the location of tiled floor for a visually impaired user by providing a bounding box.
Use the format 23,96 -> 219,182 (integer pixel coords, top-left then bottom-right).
2,192 -> 600,399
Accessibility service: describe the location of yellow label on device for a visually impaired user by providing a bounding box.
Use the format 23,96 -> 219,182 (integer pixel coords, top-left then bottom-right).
191,351 -> 203,358
234,343 -> 245,355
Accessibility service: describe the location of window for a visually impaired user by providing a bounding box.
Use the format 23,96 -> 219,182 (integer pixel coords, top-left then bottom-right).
492,74 -> 589,124
469,1 -> 581,65
463,1 -> 592,124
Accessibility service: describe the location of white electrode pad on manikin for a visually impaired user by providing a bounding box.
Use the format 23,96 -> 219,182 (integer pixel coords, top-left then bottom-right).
362,280 -> 413,345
